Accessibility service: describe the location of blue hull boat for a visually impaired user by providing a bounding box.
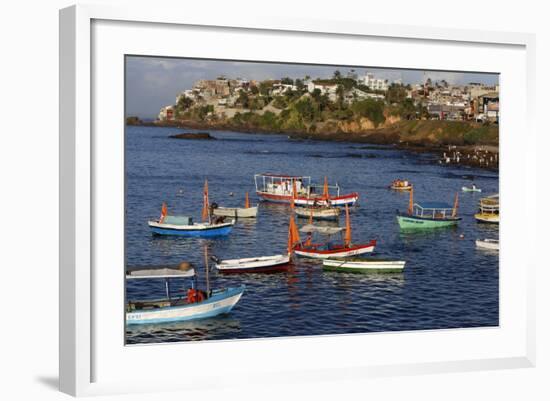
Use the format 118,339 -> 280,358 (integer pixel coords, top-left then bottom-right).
148,219 -> 234,237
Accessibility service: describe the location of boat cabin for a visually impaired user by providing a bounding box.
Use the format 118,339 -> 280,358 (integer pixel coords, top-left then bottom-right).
411,202 -> 455,219
254,173 -> 311,197
126,265 -> 205,311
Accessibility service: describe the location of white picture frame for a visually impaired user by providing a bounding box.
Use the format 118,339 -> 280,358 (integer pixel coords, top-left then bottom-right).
59,4 -> 536,397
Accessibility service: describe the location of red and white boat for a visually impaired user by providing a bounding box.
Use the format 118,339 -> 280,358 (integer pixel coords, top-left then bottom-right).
289,205 -> 376,259
254,173 -> 359,207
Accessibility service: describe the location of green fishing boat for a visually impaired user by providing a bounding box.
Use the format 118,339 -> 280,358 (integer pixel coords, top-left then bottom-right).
396,188 -> 461,229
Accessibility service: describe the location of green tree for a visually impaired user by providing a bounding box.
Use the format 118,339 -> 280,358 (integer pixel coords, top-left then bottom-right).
351,99 -> 386,127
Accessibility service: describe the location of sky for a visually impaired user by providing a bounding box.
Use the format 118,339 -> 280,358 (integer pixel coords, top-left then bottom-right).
125,56 -> 499,119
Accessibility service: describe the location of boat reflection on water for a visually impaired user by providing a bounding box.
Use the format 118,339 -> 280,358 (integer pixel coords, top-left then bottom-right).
126,316 -> 243,344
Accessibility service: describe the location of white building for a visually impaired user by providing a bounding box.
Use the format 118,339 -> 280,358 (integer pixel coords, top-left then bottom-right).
307,81 -> 338,101
158,105 -> 175,121
359,73 -> 389,91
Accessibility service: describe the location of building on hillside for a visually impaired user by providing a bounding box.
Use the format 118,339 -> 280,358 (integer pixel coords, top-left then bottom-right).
307,81 -> 338,101
359,73 -> 389,91
158,105 -> 175,121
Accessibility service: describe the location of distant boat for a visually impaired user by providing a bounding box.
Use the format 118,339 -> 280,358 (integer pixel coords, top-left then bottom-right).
213,254 -> 291,274
462,185 -> 482,192
476,238 -> 499,251
322,258 -> 406,273
126,251 -> 245,325
254,173 -> 359,207
474,194 -> 499,224
396,188 -> 461,229
212,192 -> 258,218
291,205 -> 376,259
390,179 -> 412,191
148,180 -> 234,237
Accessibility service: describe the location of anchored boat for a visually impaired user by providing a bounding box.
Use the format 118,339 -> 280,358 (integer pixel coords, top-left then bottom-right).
390,179 -> 412,191
474,194 -> 499,224
292,205 -> 376,259
475,238 -> 499,251
148,180 -> 234,237
212,192 -> 258,218
462,185 -> 482,192
322,258 -> 406,273
254,173 -> 359,206
396,188 -> 461,229
126,251 -> 245,325
213,254 -> 291,274
295,206 -> 340,220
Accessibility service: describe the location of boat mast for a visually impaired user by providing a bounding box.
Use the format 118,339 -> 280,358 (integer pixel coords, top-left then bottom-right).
408,186 -> 414,215
202,179 -> 210,223
344,204 -> 352,247
203,245 -> 210,297
452,192 -> 459,218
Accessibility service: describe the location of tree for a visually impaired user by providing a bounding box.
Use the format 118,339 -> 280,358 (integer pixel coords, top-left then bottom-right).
386,84 -> 407,104
336,84 -> 345,109
333,70 -> 342,79
281,77 -> 294,85
351,99 -> 386,127
237,91 -> 249,108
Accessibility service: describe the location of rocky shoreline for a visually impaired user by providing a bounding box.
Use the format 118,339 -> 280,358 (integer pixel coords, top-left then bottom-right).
129,119 -> 498,171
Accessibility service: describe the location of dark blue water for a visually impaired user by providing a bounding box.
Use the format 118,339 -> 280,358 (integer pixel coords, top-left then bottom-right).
125,126 -> 499,344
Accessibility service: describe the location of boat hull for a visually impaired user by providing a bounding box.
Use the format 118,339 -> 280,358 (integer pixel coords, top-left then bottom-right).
462,187 -> 482,192
257,191 -> 359,207
476,239 -> 499,250
294,241 -> 376,259
212,206 -> 258,218
396,214 -> 460,229
216,255 -> 291,274
126,286 -> 245,325
323,259 -> 406,273
148,220 -> 234,237
474,213 -> 499,224
295,207 -> 340,220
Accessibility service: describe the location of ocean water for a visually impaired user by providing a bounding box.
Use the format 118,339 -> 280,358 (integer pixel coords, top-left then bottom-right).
125,125 -> 499,344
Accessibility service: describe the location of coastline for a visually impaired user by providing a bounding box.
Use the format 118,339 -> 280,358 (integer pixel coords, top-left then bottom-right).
128,119 -> 499,170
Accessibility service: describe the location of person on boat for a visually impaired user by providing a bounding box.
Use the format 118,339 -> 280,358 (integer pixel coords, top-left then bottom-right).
187,288 -> 207,303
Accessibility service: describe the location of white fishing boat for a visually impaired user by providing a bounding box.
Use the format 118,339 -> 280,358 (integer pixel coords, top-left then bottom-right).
212,205 -> 258,218
254,173 -> 359,206
462,185 -> 482,192
125,254 -> 245,325
475,238 -> 499,251
295,206 -> 340,220
213,254 -> 291,274
211,192 -> 258,218
322,258 -> 406,273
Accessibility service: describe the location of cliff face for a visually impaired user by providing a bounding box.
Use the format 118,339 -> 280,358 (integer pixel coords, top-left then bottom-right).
143,115 -> 498,147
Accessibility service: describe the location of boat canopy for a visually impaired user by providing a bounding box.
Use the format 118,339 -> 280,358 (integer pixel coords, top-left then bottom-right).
415,202 -> 453,210
126,266 -> 196,279
299,224 -> 344,235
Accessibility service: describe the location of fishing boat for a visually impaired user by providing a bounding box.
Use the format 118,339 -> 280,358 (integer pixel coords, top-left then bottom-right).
295,206 -> 340,220
148,180 -> 234,237
291,205 -> 376,259
254,173 -> 359,206
390,179 -> 412,191
475,238 -> 499,251
211,192 -> 258,218
126,252 -> 245,325
213,254 -> 291,274
322,258 -> 406,273
462,184 -> 482,192
474,194 -> 499,224
396,188 -> 461,229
